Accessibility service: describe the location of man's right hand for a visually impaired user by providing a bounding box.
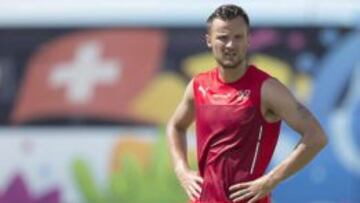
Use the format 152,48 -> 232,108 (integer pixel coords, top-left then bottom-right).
175,167 -> 204,201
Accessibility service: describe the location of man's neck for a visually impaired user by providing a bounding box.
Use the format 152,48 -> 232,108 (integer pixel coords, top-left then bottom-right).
218,61 -> 248,83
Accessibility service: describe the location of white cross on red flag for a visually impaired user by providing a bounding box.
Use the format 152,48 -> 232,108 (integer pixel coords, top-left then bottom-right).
11,29 -> 166,124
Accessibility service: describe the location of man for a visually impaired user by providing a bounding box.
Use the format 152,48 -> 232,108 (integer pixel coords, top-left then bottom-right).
167,4 -> 327,203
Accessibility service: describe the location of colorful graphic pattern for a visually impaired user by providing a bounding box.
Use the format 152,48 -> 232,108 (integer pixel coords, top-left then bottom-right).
0,27 -> 359,202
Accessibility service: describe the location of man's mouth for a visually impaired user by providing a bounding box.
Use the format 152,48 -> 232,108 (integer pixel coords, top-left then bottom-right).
224,52 -> 236,58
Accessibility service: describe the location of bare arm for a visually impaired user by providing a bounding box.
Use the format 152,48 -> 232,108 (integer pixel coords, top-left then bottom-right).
167,79 -> 195,172
167,79 -> 203,201
230,78 -> 328,203
263,78 -> 328,185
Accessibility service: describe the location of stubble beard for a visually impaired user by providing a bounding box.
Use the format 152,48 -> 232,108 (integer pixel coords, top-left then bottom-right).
216,55 -> 245,69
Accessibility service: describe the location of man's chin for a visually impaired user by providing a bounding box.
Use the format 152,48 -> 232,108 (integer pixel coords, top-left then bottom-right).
221,61 -> 239,69
216,58 -> 244,69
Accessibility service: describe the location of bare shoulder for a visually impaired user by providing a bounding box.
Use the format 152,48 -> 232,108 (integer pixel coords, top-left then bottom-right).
262,78 -> 288,94
261,77 -> 319,129
168,79 -> 196,129
262,78 -> 295,107
183,79 -> 195,102
260,78 -> 290,122
262,78 -> 308,121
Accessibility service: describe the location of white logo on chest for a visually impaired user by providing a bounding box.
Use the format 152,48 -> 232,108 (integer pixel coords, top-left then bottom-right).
198,85 -> 209,97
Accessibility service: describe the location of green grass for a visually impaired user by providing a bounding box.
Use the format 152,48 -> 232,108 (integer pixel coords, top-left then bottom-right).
72,127 -> 197,203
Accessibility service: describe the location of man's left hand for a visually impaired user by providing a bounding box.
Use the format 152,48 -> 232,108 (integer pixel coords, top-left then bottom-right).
228,175 -> 276,203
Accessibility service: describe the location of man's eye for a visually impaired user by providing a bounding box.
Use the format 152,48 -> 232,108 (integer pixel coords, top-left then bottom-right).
218,36 -> 227,40
233,34 -> 245,40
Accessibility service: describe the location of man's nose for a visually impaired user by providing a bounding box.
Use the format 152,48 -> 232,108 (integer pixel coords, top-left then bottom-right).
225,40 -> 235,48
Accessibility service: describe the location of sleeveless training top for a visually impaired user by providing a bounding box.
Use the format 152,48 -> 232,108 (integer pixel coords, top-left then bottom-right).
192,65 -> 281,203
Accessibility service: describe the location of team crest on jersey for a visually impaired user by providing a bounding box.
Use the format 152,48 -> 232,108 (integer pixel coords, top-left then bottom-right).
198,85 -> 251,105
235,89 -> 251,104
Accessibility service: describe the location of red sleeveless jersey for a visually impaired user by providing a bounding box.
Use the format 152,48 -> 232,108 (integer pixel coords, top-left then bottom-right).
192,65 -> 281,203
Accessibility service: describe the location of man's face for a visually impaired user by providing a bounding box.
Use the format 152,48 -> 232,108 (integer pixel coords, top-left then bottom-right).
206,16 -> 249,69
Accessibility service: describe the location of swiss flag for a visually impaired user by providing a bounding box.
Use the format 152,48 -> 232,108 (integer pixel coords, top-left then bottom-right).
12,29 -> 166,124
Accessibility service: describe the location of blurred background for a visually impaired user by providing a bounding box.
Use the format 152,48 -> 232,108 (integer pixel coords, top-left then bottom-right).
0,0 -> 359,203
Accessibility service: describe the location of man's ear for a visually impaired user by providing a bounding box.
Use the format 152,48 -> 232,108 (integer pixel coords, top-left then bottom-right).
206,34 -> 212,48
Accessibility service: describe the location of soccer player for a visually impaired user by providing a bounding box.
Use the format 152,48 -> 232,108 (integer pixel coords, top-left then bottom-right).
167,4 -> 328,203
